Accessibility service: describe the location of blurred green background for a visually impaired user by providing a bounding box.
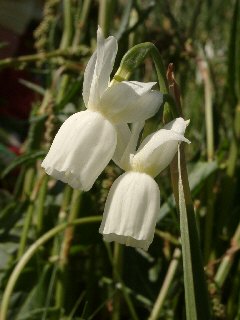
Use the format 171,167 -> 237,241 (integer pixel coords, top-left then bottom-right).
0,0 -> 239,319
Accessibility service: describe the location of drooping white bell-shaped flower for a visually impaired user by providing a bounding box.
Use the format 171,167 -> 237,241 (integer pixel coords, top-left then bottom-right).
99,118 -> 190,250
41,27 -> 163,191
100,171 -> 160,250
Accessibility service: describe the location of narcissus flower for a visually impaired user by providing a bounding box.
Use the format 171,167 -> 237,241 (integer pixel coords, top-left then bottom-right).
99,118 -> 190,250
41,27 -> 162,191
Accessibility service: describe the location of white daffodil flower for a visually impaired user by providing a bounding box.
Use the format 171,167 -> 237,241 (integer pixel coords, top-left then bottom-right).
99,118 -> 190,250
41,27 -> 163,191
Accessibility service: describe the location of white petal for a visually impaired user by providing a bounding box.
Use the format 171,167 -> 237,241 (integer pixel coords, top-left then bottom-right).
99,81 -> 163,123
99,171 -> 160,251
121,81 -> 157,95
41,110 -> 117,191
162,117 -> 190,133
131,118 -> 190,177
112,122 -> 145,170
82,50 -> 97,107
112,123 -> 131,169
84,27 -> 118,109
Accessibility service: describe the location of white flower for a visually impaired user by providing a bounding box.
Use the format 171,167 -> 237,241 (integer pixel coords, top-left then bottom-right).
99,118 -> 190,250
41,27 -> 163,191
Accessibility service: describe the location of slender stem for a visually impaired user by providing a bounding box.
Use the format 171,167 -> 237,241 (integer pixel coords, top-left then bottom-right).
0,216 -> 102,320
155,229 -> 180,246
60,0 -> 73,49
112,243 -> 123,320
112,42 -> 178,119
17,172 -> 45,259
105,244 -> 139,320
148,248 -> 181,320
72,0 -> 92,47
227,104 -> 240,177
51,185 -> 73,258
36,175 -> 49,235
199,60 -> 215,261
0,47 -> 89,69
98,0 -> 115,36
218,104 -> 240,230
55,190 -> 82,308
198,59 -> 214,161
56,0 -> 75,105
22,167 -> 35,199
17,204 -> 34,260
214,223 -> 240,288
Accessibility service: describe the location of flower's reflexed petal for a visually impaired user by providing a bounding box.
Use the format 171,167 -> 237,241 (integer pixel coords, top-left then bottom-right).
85,27 -> 118,109
131,118 -> 190,177
112,123 -> 131,170
161,117 -> 190,133
99,81 -> 163,123
118,121 -> 145,170
112,122 -> 145,170
82,50 -> 97,107
41,110 -> 117,191
121,81 -> 157,95
99,171 -> 160,251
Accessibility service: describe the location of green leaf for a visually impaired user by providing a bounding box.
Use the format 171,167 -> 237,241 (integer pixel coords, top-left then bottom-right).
177,148 -> 211,320
1,151 -> 46,179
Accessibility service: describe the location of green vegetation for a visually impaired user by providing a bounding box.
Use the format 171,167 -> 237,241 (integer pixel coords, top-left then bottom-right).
0,1 -> 239,319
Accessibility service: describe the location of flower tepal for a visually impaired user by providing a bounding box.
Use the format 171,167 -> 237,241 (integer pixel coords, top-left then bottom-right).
41,27 -> 163,191
100,118 -> 190,250
99,171 -> 160,251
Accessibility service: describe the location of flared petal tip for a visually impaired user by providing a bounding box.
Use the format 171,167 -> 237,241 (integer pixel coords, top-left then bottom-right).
41,164 -> 91,191
102,233 -> 151,251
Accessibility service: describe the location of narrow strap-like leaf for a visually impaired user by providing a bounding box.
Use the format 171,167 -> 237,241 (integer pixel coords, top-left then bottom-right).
178,144 -> 211,320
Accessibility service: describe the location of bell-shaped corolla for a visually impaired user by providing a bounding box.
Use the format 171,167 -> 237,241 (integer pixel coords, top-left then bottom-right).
99,118 -> 190,250
99,171 -> 160,251
41,27 -> 163,191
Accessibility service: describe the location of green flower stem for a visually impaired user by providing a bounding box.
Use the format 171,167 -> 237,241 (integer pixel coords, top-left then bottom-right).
73,0 -> 92,47
98,0 -> 115,36
60,0 -> 73,50
148,248 -> 181,320
36,175 -> 49,235
101,276 -> 152,308
112,243 -> 123,320
200,60 -> 214,161
0,46 -> 89,69
227,104 -> 240,176
218,104 -> 240,231
105,243 -> 139,320
205,72 -> 214,161
17,172 -> 45,259
51,185 -> 73,258
214,223 -> 240,288
0,216 -> 102,320
111,42 -> 178,118
155,229 -> 180,246
203,175 -> 216,264
55,190 -> 82,308
56,0 -> 75,105
17,203 -> 34,260
22,167 -> 35,199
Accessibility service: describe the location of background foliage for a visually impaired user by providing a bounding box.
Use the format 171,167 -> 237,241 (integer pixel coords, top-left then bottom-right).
0,0 -> 239,319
